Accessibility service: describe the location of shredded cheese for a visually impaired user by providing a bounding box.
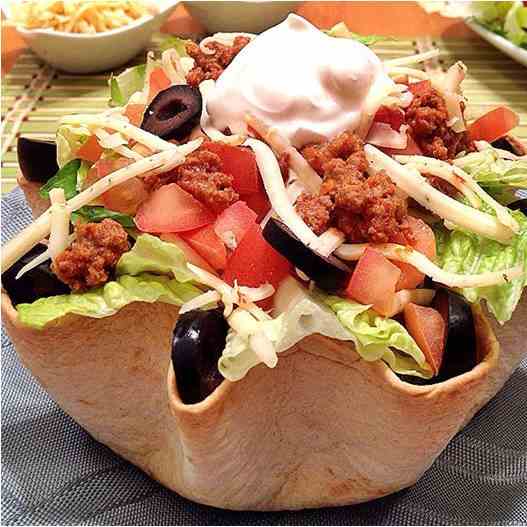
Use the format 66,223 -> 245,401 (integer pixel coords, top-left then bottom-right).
364,145 -> 515,243
48,188 -> 71,261
179,290 -> 221,315
384,49 -> 441,67
335,243 -> 524,288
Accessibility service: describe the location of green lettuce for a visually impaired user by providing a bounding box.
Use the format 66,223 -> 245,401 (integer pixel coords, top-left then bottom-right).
116,234 -> 195,283
71,206 -> 135,229
109,64 -> 147,106
219,290 -> 432,382
435,210 -> 527,323
56,124 -> 91,167
325,22 -> 392,46
17,273 -> 201,330
473,1 -> 527,48
39,159 -> 81,200
454,147 -> 527,203
159,36 -> 190,55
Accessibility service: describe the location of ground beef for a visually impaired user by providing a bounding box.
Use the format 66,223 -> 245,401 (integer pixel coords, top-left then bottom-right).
52,219 -> 129,292
296,131 -> 410,243
406,86 -> 473,160
144,147 -> 239,213
295,193 -> 334,235
425,174 -> 458,198
185,36 -> 251,87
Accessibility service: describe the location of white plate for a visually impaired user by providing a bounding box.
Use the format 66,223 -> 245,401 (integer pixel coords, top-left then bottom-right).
465,18 -> 527,68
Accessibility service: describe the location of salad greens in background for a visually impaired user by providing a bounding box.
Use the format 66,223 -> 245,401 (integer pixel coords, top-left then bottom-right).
472,1 -> 527,48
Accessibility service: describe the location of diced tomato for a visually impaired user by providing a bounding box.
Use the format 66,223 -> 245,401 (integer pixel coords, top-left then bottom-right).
345,248 -> 402,316
160,233 -> 216,274
214,201 -> 257,248
148,67 -> 171,102
242,191 -> 271,221
380,134 -> 422,157
124,104 -> 145,127
101,177 -> 149,215
468,107 -> 519,143
135,183 -> 215,233
222,224 -> 292,309
76,135 -> 103,163
85,157 -> 131,187
394,74 -> 409,85
203,141 -> 261,195
404,303 -> 446,375
408,79 -> 432,96
374,105 -> 405,131
393,217 -> 436,291
181,224 -> 227,271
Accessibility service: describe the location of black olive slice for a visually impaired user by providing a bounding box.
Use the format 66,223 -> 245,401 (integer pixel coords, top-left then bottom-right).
432,288 -> 477,382
491,136 -> 525,156
262,218 -> 350,292
17,137 -> 59,183
171,308 -> 228,404
508,199 -> 527,214
1,244 -> 70,305
141,85 -> 202,140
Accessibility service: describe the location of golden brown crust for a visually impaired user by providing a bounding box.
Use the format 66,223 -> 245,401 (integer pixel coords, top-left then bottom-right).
2,288 -> 525,510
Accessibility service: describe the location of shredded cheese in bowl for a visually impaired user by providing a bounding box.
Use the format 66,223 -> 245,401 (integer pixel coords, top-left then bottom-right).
10,0 -> 156,34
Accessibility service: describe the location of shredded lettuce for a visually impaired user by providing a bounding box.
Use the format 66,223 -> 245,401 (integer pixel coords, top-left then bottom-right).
39,159 -> 81,200
109,63 -> 147,107
16,273 -> 201,330
219,290 -> 432,382
435,210 -> 527,324
159,36 -> 190,55
71,206 -> 135,228
56,124 -> 90,168
116,234 -> 196,283
454,146 -> 527,204
473,1 -> 527,48
324,22 -> 392,46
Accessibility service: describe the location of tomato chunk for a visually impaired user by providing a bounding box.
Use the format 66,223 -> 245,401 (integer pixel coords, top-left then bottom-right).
181,224 -> 227,271
404,303 -> 446,375
203,142 -> 261,195
345,248 -> 402,316
468,107 -> 519,143
223,224 -> 292,309
242,191 -> 270,221
76,135 -> 103,163
393,217 -> 436,291
135,183 -> 215,233
148,67 -> 171,102
160,233 -> 216,274
214,201 -> 257,249
408,80 -> 432,96
124,104 -> 145,127
374,105 -> 405,131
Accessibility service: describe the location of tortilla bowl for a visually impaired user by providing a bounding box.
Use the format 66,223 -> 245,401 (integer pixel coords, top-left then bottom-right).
2,283 -> 526,510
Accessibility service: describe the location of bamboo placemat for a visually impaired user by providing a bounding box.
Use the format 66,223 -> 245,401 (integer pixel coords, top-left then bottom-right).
2,35 -> 527,195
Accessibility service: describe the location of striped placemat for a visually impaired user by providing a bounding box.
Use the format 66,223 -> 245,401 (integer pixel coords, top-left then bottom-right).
2,35 -> 527,195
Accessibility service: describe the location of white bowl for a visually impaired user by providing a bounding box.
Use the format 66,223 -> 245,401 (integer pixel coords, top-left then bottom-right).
465,18 -> 527,68
184,0 -> 301,34
3,0 -> 180,74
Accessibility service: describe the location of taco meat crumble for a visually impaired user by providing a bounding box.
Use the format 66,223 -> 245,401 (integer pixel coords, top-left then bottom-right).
297,131 -> 411,243
186,36 -> 251,87
406,84 -> 473,160
52,219 -> 129,291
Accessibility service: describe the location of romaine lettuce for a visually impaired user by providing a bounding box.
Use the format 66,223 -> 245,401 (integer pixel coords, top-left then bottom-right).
435,210 -> 527,324
39,159 -> 81,200
17,273 -> 201,330
218,290 -> 432,382
56,124 -> 90,167
109,64 -> 147,107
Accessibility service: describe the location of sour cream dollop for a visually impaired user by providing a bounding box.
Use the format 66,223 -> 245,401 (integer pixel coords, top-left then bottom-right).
207,14 -> 395,148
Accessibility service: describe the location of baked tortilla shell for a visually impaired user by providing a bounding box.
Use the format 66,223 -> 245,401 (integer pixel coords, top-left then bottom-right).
2,290 -> 525,510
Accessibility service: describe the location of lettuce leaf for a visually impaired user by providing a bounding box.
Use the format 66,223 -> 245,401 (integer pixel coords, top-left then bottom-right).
159,36 -> 190,55
454,146 -> 527,203
56,124 -> 90,168
71,206 -> 135,229
473,1 -> 527,47
39,159 -> 81,200
218,290 -> 432,382
16,273 -> 201,330
109,64 -> 147,107
116,234 -> 196,283
324,22 -> 392,46
435,210 -> 527,323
